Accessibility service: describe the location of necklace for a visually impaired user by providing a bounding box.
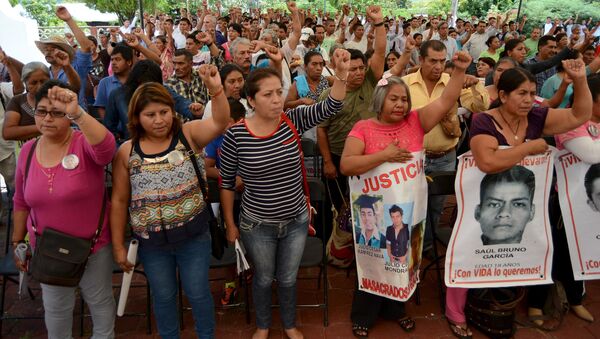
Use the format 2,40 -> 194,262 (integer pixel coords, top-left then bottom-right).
498,108 -> 521,141
38,132 -> 72,194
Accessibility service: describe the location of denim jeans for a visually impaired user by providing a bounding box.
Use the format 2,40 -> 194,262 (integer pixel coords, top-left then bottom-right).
424,150 -> 456,249
239,210 -> 309,329
138,231 -> 214,339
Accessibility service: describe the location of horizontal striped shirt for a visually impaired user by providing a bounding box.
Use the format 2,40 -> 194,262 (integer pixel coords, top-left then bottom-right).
220,96 -> 343,222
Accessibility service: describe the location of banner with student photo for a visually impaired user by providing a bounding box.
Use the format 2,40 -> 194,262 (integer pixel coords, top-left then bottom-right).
348,152 -> 427,301
555,150 -> 600,280
445,149 -> 555,288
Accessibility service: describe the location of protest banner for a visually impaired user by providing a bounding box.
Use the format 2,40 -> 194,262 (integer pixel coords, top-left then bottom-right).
445,149 -> 554,288
348,152 -> 427,301
556,150 -> 600,280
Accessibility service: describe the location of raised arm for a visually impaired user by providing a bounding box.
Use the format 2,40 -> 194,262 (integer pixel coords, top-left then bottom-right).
366,6 -> 386,80
417,51 -> 470,133
285,1 -> 302,52
55,6 -> 94,53
185,64 -> 230,149
124,34 -> 161,65
388,37 -> 415,76
0,49 -> 24,95
543,59 -> 592,135
48,86 -> 112,146
55,50 -> 81,93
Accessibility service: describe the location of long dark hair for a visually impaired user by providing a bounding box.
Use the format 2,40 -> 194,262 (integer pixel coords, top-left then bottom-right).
499,39 -> 522,59
127,82 -> 181,141
490,67 -> 536,109
124,60 -> 163,102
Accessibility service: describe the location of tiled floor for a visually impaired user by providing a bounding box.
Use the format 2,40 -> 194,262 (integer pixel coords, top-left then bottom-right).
1,198 -> 600,338
2,248 -> 600,338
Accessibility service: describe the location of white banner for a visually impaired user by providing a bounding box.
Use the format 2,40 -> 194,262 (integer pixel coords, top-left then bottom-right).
445,149 -> 555,288
555,150 -> 600,280
348,152 -> 427,301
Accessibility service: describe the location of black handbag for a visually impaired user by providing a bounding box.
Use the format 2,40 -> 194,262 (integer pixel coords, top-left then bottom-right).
178,133 -> 226,260
24,139 -> 107,287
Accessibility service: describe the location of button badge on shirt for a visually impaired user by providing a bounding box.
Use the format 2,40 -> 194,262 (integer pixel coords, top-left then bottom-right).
167,150 -> 185,166
588,124 -> 599,137
62,154 -> 80,170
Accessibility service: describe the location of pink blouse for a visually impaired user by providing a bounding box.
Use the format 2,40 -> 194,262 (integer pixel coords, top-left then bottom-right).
13,131 -> 116,252
555,121 -> 600,150
347,110 -> 425,154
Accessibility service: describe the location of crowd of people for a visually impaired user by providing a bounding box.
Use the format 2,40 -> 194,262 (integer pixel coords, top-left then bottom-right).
0,1 -> 599,338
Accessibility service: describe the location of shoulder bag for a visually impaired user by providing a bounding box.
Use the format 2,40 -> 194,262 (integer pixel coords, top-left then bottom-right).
177,132 -> 226,260
281,113 -> 317,236
25,139 -> 107,287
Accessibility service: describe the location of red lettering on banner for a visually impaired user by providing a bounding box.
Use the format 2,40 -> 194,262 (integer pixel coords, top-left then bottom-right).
360,160 -> 424,194
360,273 -> 419,299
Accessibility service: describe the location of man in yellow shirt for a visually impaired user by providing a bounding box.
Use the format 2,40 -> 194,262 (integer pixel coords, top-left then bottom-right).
401,39 -> 489,252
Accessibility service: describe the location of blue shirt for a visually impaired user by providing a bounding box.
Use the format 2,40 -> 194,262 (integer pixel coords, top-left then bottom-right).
49,50 -> 92,107
94,75 -> 123,108
205,135 -> 224,169
104,86 -> 194,141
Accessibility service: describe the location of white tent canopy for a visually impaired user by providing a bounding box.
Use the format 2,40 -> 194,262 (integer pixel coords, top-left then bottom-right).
60,3 -> 118,23
0,0 -> 45,64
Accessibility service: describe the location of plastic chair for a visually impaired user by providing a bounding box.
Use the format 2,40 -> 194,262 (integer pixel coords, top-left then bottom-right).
296,178 -> 329,326
0,187 -> 42,336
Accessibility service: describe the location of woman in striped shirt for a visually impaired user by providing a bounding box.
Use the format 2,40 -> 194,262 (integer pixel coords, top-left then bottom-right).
220,49 -> 351,339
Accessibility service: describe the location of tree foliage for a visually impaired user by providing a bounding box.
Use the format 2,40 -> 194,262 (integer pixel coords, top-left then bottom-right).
11,0 -> 62,26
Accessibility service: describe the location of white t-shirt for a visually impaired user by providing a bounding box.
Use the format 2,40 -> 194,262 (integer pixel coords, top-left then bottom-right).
344,38 -> 368,53
172,30 -> 187,49
202,98 -> 251,120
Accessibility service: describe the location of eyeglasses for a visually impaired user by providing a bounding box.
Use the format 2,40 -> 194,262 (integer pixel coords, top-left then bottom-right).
34,109 -> 67,118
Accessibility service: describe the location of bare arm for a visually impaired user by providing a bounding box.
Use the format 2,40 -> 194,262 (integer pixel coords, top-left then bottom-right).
2,111 -> 40,141
110,143 -> 134,272
543,60 -> 592,135
221,188 -> 238,243
186,65 -> 230,149
286,1 -> 302,52
418,52 -> 470,133
205,157 -> 219,179
56,6 -> 94,53
366,6 -> 386,80
340,136 -> 411,176
470,134 -> 547,173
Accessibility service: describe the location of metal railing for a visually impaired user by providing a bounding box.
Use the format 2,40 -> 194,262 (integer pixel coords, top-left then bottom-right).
38,26 -> 118,40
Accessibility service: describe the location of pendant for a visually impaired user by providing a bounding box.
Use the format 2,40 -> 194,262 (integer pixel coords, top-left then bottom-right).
514,135 -> 519,140
588,124 -> 599,137
61,154 -> 79,170
167,150 -> 185,166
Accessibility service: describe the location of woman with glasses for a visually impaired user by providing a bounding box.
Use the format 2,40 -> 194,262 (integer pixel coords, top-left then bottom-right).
12,79 -> 116,338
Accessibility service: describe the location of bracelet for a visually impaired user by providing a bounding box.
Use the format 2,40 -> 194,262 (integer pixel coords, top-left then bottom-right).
208,86 -> 224,97
67,107 -> 85,121
334,74 -> 347,82
373,21 -> 385,27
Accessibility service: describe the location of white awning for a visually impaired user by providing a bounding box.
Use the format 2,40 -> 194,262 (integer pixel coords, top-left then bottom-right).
61,3 -> 118,23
